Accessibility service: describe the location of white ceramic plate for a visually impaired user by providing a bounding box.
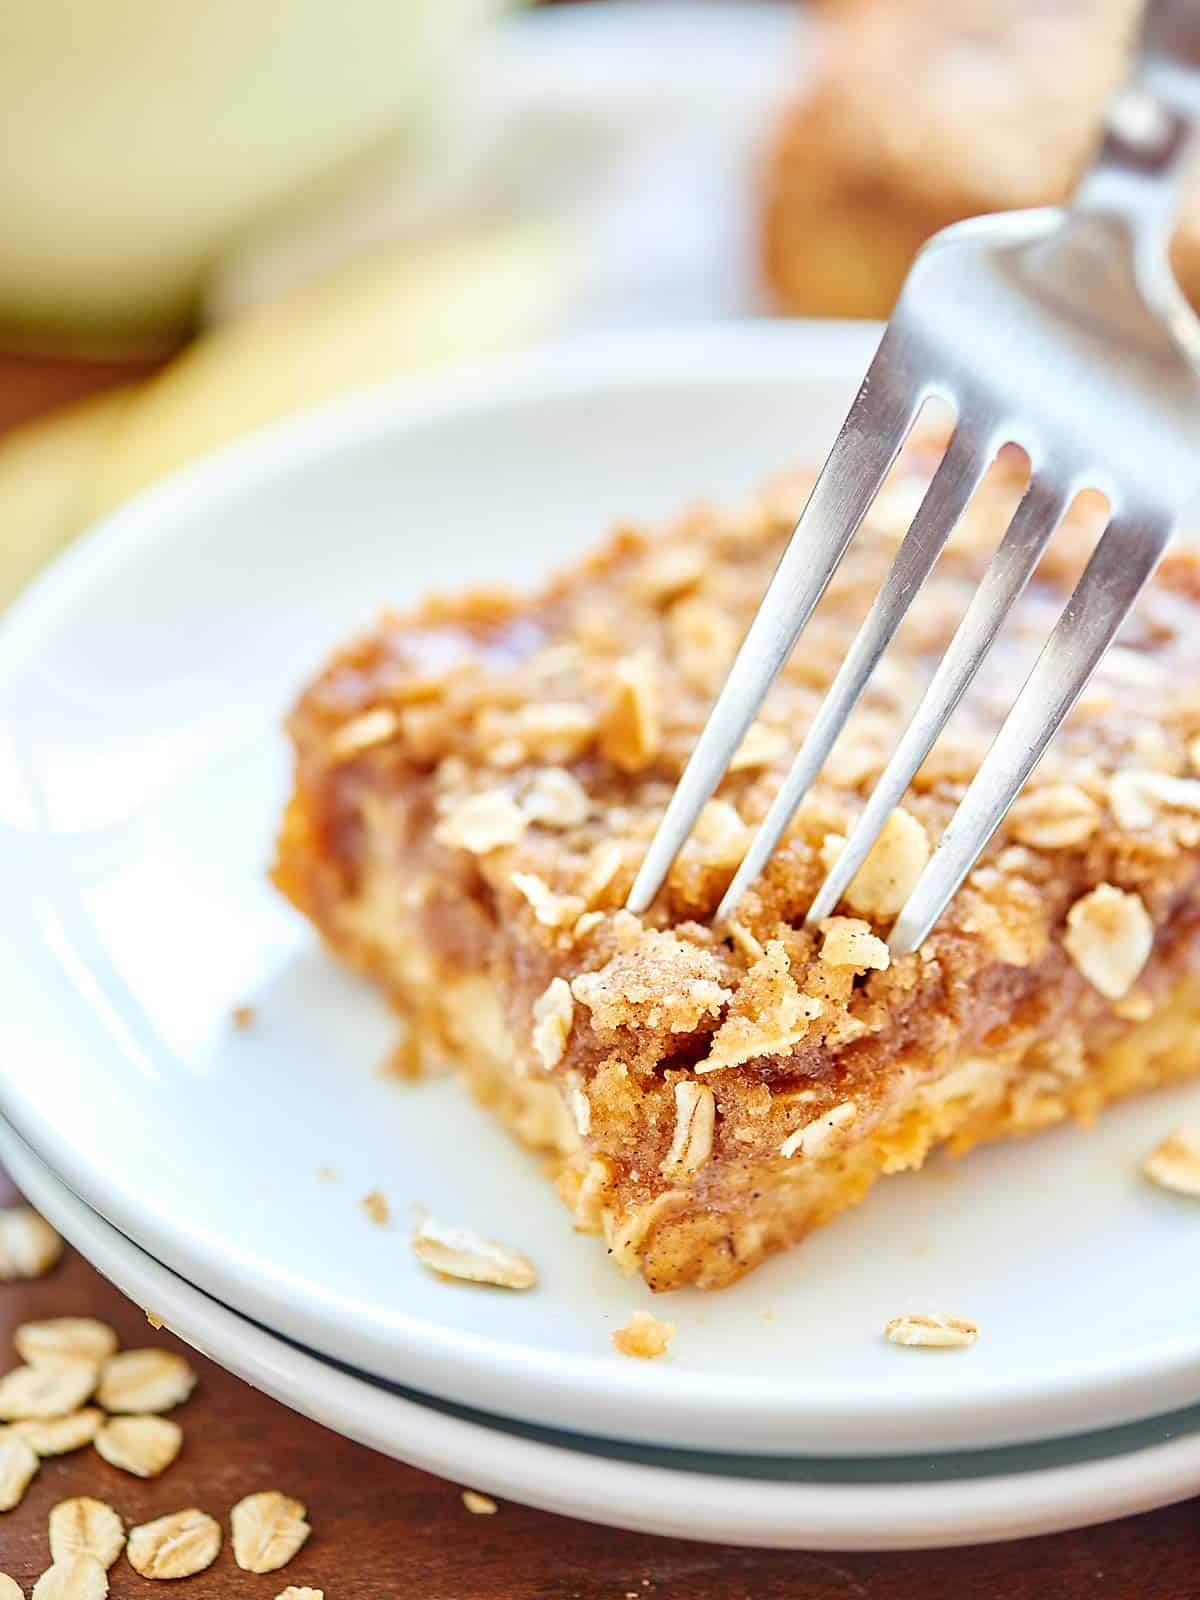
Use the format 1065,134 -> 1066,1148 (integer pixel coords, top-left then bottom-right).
2,325 -> 1200,1458
7,1114 -> 1200,1552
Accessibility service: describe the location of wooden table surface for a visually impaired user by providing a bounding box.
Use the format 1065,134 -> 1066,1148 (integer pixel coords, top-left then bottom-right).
3,358 -> 1200,1599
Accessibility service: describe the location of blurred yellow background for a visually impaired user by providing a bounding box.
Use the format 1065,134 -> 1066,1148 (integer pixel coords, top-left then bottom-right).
0,0 -> 579,608
0,0 -> 794,609
3,0 -> 1158,613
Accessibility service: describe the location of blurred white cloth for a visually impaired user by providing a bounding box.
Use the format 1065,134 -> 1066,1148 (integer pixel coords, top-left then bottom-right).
209,1 -> 806,331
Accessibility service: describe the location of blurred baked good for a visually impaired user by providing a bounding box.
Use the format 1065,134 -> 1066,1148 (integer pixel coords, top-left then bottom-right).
762,0 -> 1200,318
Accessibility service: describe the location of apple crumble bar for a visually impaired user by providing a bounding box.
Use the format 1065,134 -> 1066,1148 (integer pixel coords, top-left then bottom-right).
761,0 -> 1200,321
274,435 -> 1200,1290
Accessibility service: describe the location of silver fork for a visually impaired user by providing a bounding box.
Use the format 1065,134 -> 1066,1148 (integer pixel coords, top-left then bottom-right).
627,0 -> 1200,955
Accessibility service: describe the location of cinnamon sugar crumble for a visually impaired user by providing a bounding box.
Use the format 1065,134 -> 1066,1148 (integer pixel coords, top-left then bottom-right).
1110,771 -> 1200,832
819,917 -> 890,971
573,932 -> 731,1037
569,1083 -> 592,1137
511,872 -> 585,929
461,1490 -> 499,1516
1008,784 -> 1100,848
725,920 -> 766,963
822,807 -> 930,917
275,430 -> 1200,1291
328,706 -> 399,762
696,943 -> 822,1074
435,790 -> 527,853
522,768 -> 590,828
688,800 -> 750,871
599,652 -> 660,772
780,1099 -> 857,1159
580,840 -> 626,906
729,721 -> 789,772
531,978 -> 574,1071
668,597 -> 738,692
631,542 -> 706,604
477,702 -> 597,768
1143,1125 -> 1200,1196
661,1082 -> 715,1175
1113,988 -> 1154,1022
613,1311 -> 676,1359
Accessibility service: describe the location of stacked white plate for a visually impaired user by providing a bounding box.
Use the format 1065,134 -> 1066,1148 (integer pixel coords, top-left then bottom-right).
8,2 -> 1200,1550
5,1114 -> 1200,1552
3,322 -> 1200,1548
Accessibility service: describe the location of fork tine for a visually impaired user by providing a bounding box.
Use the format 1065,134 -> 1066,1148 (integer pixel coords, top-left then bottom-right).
889,507 -> 1173,956
715,419 -> 995,924
625,330 -> 923,915
805,473 -> 1073,927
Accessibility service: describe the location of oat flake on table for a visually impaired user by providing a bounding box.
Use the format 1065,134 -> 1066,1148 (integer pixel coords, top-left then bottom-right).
0,1207 -> 63,1281
231,1490 -> 312,1573
14,1409 -> 103,1457
127,1509 -> 221,1579
97,1349 -> 195,1414
15,1319 -> 118,1367
49,1496 -> 126,1569
94,1414 -> 183,1478
0,1359 -> 98,1422
0,1428 -> 39,1510
31,1556 -> 108,1600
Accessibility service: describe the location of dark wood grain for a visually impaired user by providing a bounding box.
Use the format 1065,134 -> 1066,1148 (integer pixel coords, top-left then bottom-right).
2,327 -> 1200,1600
0,352 -> 158,437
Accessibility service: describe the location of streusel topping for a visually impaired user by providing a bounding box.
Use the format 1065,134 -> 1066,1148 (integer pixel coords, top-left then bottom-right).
278,432 -> 1200,1194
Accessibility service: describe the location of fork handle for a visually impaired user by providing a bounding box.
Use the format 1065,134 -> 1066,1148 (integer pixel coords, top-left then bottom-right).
1075,0 -> 1200,231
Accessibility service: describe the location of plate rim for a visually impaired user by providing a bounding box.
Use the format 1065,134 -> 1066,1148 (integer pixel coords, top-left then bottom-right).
4,322 -> 1200,1457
